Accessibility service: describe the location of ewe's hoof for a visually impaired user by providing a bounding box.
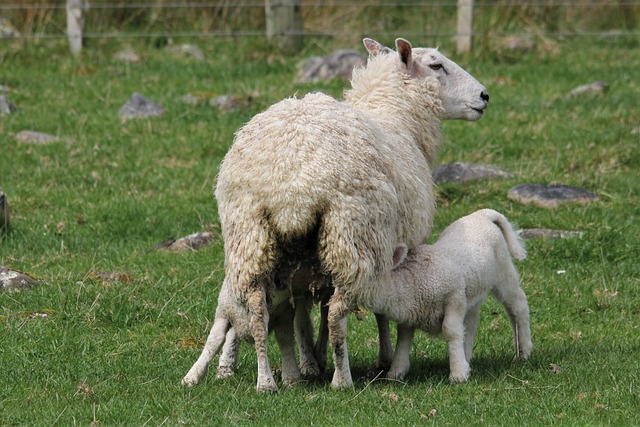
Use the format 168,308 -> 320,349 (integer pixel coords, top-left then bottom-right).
300,362 -> 321,378
256,382 -> 279,394
449,372 -> 470,383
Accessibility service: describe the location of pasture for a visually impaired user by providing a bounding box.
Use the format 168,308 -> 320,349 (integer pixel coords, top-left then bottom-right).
1,35 -> 639,425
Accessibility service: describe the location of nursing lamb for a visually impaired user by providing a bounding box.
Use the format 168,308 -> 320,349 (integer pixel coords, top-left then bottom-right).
208,37 -> 489,392
382,209 -> 532,382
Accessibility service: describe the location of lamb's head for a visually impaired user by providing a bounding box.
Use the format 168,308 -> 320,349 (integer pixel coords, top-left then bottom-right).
364,38 -> 489,121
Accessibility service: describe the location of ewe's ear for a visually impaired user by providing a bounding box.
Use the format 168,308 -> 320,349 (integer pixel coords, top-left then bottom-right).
363,38 -> 393,56
395,38 -> 413,68
392,244 -> 409,269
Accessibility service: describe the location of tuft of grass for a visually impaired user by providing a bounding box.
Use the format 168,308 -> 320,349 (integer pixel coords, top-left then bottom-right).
1,36 -> 639,425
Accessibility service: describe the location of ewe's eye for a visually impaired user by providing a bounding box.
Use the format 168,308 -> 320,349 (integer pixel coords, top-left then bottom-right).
429,63 -> 444,71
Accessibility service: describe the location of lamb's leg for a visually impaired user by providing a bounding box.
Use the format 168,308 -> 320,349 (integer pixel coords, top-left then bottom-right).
442,301 -> 470,383
182,316 -> 231,386
294,293 -> 321,377
216,327 -> 239,378
328,290 -> 353,389
274,306 -> 302,385
492,280 -> 533,359
387,324 -> 415,380
247,285 -> 278,393
314,292 -> 330,372
463,304 -> 481,363
375,313 -> 394,371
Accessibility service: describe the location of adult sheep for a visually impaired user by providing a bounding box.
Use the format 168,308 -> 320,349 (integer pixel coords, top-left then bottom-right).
215,37 -> 489,392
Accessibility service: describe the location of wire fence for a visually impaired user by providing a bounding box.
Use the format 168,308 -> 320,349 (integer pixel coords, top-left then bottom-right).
1,1 -> 639,42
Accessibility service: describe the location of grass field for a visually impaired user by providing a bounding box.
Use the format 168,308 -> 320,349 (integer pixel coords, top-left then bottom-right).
1,34 -> 639,425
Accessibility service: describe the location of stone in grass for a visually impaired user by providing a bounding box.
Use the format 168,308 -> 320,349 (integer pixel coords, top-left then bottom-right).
209,94 -> 253,112
0,95 -> 17,115
15,130 -> 61,145
508,183 -> 598,209
155,231 -> 217,252
119,93 -> 165,122
517,228 -> 584,240
433,162 -> 514,184
113,48 -> 141,63
296,50 -> 366,83
0,266 -> 41,292
568,81 -> 608,97
89,271 -> 134,283
166,43 -> 205,61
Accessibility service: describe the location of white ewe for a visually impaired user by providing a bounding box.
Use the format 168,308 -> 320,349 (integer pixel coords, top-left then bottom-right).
382,209 -> 532,382
205,37 -> 488,392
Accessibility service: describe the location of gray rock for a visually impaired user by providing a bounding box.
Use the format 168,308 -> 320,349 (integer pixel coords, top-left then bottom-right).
155,231 -> 217,252
209,94 -> 251,112
517,228 -> 584,240
568,81 -> 608,97
296,49 -> 366,83
0,267 -> 40,292
16,130 -> 61,145
508,183 -> 598,209
166,43 -> 205,61
433,162 -> 514,184
113,48 -> 141,63
0,17 -> 20,39
0,189 -> 9,233
0,95 -> 17,115
119,93 -> 165,122
498,36 -> 536,52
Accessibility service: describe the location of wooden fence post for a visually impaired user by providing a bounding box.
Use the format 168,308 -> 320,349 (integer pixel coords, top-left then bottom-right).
265,0 -> 303,53
456,0 -> 474,54
67,0 -> 88,57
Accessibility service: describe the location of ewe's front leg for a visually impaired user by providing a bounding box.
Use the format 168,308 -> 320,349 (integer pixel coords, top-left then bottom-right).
387,324 -> 415,380
294,294 -> 321,377
375,313 -> 394,371
247,286 -> 278,393
328,291 -> 353,389
275,307 -> 302,386
442,301 -> 470,383
182,316 -> 230,387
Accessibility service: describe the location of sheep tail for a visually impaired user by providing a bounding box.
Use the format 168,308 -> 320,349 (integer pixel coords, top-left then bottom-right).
482,209 -> 527,261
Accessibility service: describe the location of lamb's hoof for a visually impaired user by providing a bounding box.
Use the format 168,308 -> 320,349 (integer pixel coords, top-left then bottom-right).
216,366 -> 235,379
386,370 -> 407,381
181,375 -> 200,387
330,374 -> 354,390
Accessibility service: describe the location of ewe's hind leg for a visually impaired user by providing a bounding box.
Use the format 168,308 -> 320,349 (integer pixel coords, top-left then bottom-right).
442,300 -> 470,383
463,304 -> 482,363
247,285 -> 278,393
182,317 -> 230,386
387,324 -> 415,380
274,306 -> 302,385
328,290 -> 353,389
294,294 -> 321,377
492,277 -> 533,358
216,327 -> 239,378
376,313 -> 394,371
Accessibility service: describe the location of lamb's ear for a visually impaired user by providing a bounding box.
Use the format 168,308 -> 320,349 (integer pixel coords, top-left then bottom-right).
392,244 -> 409,269
395,38 -> 413,68
363,38 -> 393,57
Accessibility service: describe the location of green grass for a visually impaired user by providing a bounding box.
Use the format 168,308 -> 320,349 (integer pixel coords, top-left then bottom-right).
1,35 -> 639,425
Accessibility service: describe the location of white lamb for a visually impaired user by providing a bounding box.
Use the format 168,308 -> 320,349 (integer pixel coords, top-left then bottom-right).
382,209 -> 532,382
196,37 -> 489,392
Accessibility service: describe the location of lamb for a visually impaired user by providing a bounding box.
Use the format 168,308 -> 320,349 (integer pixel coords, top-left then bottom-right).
182,238 -> 331,387
206,37 -> 489,392
381,209 -> 532,382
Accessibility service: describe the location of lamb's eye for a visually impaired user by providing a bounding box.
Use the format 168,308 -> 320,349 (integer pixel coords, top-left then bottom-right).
429,63 -> 444,71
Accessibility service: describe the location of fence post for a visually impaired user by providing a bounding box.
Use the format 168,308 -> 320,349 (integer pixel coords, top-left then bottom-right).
265,0 -> 303,53
67,0 -> 88,57
456,0 -> 474,54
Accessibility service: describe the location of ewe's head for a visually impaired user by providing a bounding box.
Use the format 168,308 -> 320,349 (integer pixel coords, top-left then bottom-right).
363,38 -> 489,121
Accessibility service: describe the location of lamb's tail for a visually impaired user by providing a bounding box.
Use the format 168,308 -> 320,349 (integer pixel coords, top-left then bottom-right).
481,209 -> 527,261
